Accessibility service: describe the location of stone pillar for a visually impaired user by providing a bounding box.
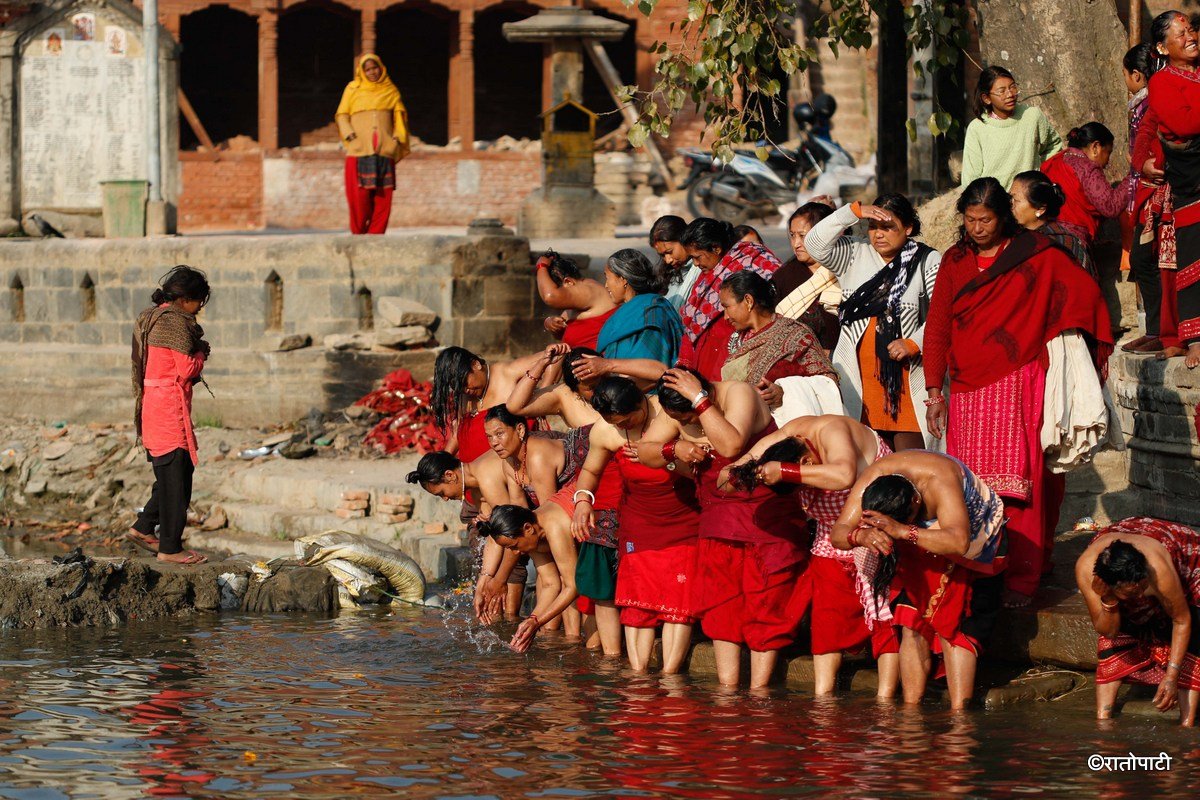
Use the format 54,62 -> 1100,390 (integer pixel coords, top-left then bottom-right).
258,11 -> 279,151
0,30 -> 17,222
547,40 -> 582,105
449,9 -> 475,148
361,6 -> 376,55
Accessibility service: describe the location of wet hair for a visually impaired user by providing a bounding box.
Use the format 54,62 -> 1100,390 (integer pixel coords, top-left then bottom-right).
788,201 -> 835,230
720,270 -> 778,313
862,474 -> 921,595
1066,122 -> 1114,150
432,346 -> 483,431
974,65 -> 1016,119
727,437 -> 808,494
606,248 -> 669,295
406,451 -> 461,486
484,404 -> 526,431
955,176 -> 1022,249
562,346 -> 600,393
680,217 -> 738,254
732,224 -> 762,241
656,367 -> 712,414
1012,170 -> 1065,220
649,215 -> 687,245
873,192 -> 922,236
590,375 -> 644,417
1123,43 -> 1157,80
152,265 -> 210,307
475,504 -> 537,541
540,249 -> 583,286
1094,540 -> 1150,587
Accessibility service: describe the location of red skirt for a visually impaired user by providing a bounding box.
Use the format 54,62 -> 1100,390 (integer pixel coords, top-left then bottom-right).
807,555 -> 899,657
890,541 -> 978,654
615,541 -> 700,627
694,538 -> 810,651
1096,633 -> 1200,690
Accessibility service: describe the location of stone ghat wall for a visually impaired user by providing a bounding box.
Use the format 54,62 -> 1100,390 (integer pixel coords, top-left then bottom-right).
0,232 -> 547,425
1110,351 -> 1200,527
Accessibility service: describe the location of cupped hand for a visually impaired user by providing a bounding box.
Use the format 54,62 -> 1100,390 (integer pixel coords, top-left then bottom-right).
509,617 -> 539,653
1152,678 -> 1179,711
544,316 -> 568,336
543,342 -> 570,362
1142,159 -> 1165,184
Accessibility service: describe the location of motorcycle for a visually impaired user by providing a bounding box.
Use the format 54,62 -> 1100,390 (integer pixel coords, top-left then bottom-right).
679,94 -> 856,224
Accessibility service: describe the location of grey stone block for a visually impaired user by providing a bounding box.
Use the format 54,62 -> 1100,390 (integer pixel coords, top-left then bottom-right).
377,296 -> 438,327
484,277 -> 533,317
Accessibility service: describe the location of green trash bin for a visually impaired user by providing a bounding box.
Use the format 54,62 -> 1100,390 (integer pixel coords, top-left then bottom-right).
100,180 -> 148,238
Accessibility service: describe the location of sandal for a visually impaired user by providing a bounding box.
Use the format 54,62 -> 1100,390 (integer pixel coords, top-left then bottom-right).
156,550 -> 208,565
125,530 -> 160,554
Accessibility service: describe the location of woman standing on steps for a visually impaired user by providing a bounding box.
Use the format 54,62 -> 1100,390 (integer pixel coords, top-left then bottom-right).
127,266 -> 212,566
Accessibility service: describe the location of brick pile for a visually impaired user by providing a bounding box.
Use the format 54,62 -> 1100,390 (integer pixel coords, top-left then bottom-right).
335,489 -> 370,520
375,493 -> 415,524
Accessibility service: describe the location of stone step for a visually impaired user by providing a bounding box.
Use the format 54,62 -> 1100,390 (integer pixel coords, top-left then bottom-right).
220,455 -> 460,530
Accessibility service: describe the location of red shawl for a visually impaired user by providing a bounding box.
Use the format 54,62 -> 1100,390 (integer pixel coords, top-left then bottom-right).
679,240 -> 781,343
923,231 -> 1113,393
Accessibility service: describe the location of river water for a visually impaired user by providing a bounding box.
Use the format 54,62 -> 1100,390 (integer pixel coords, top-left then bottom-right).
0,606 -> 1196,799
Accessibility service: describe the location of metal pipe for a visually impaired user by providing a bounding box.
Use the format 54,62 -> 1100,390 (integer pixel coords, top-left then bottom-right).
144,0 -> 162,202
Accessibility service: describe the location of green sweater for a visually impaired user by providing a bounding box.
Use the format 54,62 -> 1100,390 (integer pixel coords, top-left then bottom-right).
960,104 -> 1063,189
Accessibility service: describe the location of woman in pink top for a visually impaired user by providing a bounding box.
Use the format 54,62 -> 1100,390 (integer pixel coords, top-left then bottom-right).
128,266 -> 211,565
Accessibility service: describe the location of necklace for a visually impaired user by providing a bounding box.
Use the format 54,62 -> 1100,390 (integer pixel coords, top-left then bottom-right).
513,438 -> 530,487
621,399 -> 650,447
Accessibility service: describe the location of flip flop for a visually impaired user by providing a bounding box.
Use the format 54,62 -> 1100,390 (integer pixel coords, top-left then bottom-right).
125,530 -> 160,554
157,550 -> 208,565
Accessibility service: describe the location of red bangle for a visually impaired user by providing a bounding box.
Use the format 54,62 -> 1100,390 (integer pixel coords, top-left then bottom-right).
847,528 -> 858,547
778,462 -> 804,484
906,524 -> 920,545
661,440 -> 677,462
693,398 -> 713,416
923,396 -> 945,407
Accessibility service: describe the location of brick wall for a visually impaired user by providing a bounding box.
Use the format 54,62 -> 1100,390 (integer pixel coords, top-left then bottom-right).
178,152 -> 265,233
262,150 -> 542,230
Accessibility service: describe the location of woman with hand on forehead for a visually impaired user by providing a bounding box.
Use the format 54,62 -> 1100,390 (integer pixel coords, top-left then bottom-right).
804,192 -> 942,451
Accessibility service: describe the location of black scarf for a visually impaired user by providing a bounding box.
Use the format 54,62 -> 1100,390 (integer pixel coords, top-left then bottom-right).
838,240 -> 929,419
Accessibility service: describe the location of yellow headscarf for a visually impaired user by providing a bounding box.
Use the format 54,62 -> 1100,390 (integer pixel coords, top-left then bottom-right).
336,54 -> 403,116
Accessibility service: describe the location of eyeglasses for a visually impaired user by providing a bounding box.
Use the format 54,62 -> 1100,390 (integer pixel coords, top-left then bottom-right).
990,84 -> 1020,98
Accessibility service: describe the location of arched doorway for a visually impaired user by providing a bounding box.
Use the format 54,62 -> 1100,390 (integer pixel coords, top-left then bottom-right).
474,4 -> 542,142
278,1 -> 358,147
376,3 -> 452,146
178,6 -> 258,149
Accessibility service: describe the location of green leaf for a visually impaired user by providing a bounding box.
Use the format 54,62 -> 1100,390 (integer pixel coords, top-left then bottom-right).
755,146 -> 769,161
628,125 -> 649,148
638,0 -> 654,16
687,0 -> 704,22
906,118 -> 917,142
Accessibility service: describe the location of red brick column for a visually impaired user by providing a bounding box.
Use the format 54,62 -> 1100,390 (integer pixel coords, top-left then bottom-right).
258,11 -> 279,151
361,5 -> 376,55
449,8 -> 475,149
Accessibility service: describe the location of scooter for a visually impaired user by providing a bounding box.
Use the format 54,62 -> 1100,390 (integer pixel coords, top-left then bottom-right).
678,94 -> 855,223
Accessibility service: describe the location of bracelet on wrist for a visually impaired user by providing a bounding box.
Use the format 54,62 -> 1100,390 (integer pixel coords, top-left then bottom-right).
527,613 -> 540,629
693,397 -> 713,416
924,396 -> 945,407
847,528 -> 859,547
661,440 -> 677,462
573,489 -> 596,506
1100,601 -> 1119,611
906,524 -> 920,545
778,462 -> 804,484
1168,661 -> 1184,672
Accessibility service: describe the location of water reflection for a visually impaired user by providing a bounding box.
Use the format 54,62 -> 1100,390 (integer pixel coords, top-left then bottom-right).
0,609 -> 1195,798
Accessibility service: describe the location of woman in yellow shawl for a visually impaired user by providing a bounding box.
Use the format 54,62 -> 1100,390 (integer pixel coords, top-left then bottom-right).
335,54 -> 410,234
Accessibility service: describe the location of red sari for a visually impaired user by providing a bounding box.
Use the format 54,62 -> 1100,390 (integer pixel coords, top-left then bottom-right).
692,423 -> 812,651
612,450 -> 702,626
1093,518 -> 1200,692
561,308 -> 616,351
923,231 -> 1112,597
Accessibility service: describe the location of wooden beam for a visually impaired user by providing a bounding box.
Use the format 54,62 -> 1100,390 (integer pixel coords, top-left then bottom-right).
177,88 -> 219,160
1129,0 -> 1142,47
584,38 -> 675,187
